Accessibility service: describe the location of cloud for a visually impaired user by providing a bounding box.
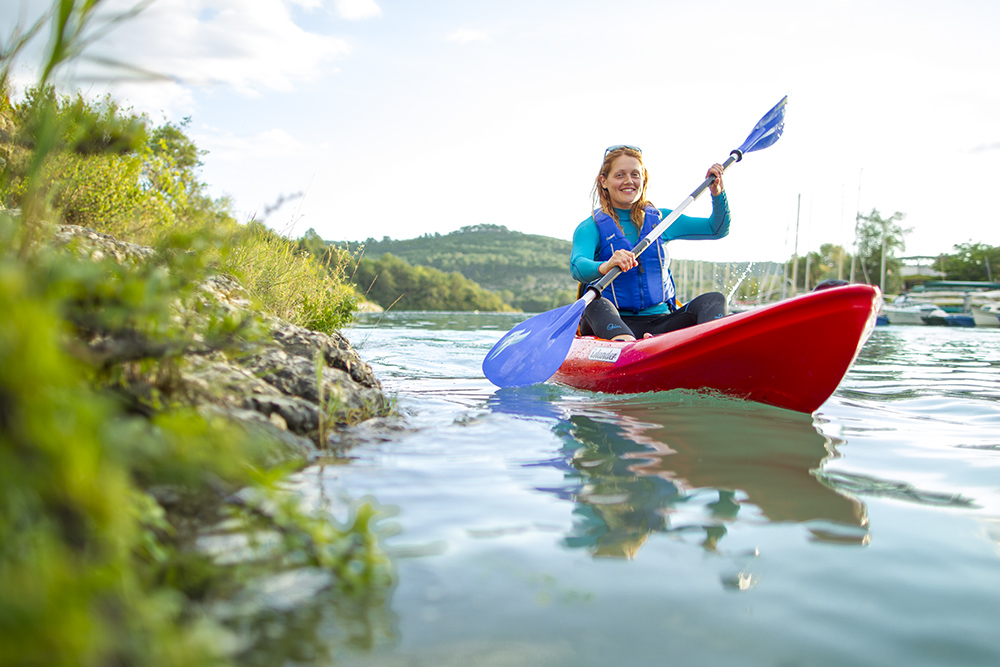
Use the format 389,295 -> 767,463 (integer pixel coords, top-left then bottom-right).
446,28 -> 489,44
98,1 -> 351,93
334,0 -> 382,20
0,0 -> 353,112
970,142 -> 1000,154
195,126 -> 321,161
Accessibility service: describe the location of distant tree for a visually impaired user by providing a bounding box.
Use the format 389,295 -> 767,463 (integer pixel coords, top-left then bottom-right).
329,225 -> 576,311
941,242 -> 1000,282
459,224 -> 509,233
789,244 -> 854,290
818,243 -> 852,281
351,253 -> 511,311
853,208 -> 909,293
298,227 -> 328,259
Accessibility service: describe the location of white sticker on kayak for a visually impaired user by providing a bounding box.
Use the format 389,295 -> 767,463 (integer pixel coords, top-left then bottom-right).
588,347 -> 621,363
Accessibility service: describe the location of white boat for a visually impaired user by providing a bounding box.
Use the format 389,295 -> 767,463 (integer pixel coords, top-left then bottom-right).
971,303 -> 1000,328
882,301 -> 949,326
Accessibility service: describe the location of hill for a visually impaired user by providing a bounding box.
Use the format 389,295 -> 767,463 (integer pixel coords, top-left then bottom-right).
335,224 -> 578,312
334,225 -> 804,310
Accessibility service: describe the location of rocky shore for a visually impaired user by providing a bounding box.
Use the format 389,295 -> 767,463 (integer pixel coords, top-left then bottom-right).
1,219 -> 399,663
52,224 -> 393,461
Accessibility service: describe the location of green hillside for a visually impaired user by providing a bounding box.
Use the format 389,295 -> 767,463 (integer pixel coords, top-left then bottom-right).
337,224 -> 579,312
332,225 -> 808,312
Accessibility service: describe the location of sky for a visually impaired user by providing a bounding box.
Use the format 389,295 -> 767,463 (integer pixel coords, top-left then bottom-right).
3,0 -> 998,263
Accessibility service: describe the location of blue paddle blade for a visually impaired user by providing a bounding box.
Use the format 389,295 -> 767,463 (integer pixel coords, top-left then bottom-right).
736,96 -> 787,156
482,298 -> 587,388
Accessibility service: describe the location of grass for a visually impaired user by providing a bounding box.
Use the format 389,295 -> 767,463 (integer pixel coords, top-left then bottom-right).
220,221 -> 357,333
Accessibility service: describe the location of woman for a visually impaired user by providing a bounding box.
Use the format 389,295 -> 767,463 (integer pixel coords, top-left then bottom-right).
570,145 -> 731,341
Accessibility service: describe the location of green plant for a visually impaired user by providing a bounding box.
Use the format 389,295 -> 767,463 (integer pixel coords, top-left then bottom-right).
220,221 -> 357,333
0,3 -> 389,665
0,225 -> 233,666
1,177 -> 394,667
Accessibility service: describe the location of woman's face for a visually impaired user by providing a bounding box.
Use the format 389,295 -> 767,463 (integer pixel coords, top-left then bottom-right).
599,155 -> 644,209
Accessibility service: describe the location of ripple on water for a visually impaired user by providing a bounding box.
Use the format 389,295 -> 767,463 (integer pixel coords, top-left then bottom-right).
319,313 -> 1000,667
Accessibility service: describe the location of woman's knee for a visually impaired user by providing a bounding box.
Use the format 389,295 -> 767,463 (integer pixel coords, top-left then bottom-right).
692,292 -> 726,321
699,291 -> 725,305
582,297 -> 633,339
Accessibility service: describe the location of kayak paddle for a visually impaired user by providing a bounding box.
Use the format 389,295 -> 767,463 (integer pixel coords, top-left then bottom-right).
483,96 -> 788,389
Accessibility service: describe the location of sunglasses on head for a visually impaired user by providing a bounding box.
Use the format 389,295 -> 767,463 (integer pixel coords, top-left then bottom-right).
604,144 -> 642,157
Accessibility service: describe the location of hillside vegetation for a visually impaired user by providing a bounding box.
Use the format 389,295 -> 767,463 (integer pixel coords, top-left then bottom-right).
336,224 -> 578,312
299,227 -> 513,312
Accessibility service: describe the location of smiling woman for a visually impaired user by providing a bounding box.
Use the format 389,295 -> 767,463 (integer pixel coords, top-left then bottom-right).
569,146 -> 731,341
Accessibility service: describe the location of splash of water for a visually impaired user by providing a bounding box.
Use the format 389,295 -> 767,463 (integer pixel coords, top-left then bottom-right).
725,261 -> 756,305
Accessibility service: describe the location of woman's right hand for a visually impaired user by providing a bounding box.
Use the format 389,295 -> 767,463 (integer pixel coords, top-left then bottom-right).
600,248 -> 638,275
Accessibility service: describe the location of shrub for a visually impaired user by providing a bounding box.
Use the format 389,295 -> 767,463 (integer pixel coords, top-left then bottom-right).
220,221 -> 357,333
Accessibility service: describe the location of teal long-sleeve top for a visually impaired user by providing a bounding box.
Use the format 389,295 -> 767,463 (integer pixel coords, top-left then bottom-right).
570,191 -> 731,315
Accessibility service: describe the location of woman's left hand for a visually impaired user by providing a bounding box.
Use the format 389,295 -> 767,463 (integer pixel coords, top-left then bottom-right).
706,163 -> 724,196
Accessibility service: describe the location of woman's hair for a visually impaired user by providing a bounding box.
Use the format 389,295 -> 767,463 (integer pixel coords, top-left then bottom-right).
591,146 -> 653,230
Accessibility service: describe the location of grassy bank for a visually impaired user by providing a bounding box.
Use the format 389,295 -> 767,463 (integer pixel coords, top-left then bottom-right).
0,4 -> 391,664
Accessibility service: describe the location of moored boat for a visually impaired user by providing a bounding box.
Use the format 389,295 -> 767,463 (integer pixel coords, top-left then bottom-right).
550,284 -> 881,414
943,314 -> 976,327
971,303 -> 1000,328
886,283 -> 1000,327
882,300 -> 949,325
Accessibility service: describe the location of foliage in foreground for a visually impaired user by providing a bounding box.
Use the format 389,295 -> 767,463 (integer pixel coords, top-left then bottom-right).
0,214 -> 393,666
0,3 -> 388,664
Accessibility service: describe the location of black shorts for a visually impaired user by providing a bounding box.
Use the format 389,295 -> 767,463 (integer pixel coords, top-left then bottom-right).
580,292 -> 727,339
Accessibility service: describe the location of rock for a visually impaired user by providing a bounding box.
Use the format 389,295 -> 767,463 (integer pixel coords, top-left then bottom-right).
50,225 -> 392,459
201,404 -> 316,464
240,321 -> 390,431
53,224 -> 156,265
267,321 -> 381,389
243,393 -> 320,435
326,415 -> 409,449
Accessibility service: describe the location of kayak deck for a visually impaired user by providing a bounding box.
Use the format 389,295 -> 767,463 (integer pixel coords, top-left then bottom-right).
550,284 -> 882,413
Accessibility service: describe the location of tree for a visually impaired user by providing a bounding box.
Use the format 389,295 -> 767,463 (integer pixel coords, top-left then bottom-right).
818,243 -> 852,282
298,227 -> 328,259
852,208 -> 909,293
788,244 -> 853,291
351,253 -> 511,311
941,242 -> 1000,282
145,117 -> 202,206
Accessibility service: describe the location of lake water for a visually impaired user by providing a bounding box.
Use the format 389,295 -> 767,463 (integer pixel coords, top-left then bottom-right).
282,313 -> 1000,666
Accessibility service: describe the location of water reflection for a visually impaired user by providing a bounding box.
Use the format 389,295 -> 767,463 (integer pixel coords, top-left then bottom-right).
230,585 -> 396,666
490,390 -> 869,558
845,328 -> 1000,403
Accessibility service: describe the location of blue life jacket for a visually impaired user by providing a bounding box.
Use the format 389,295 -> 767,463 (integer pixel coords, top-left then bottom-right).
592,207 -> 678,313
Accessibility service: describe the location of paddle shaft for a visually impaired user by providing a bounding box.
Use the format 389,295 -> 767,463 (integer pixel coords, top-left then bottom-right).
586,151 -> 742,300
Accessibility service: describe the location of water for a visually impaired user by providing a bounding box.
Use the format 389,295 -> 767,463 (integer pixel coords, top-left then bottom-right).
285,313 -> 1000,666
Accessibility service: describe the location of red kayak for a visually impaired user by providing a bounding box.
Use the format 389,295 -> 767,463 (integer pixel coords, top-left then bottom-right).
550,284 -> 882,413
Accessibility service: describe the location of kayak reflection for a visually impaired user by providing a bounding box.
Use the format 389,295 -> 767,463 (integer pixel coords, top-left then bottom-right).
491,390 -> 868,558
